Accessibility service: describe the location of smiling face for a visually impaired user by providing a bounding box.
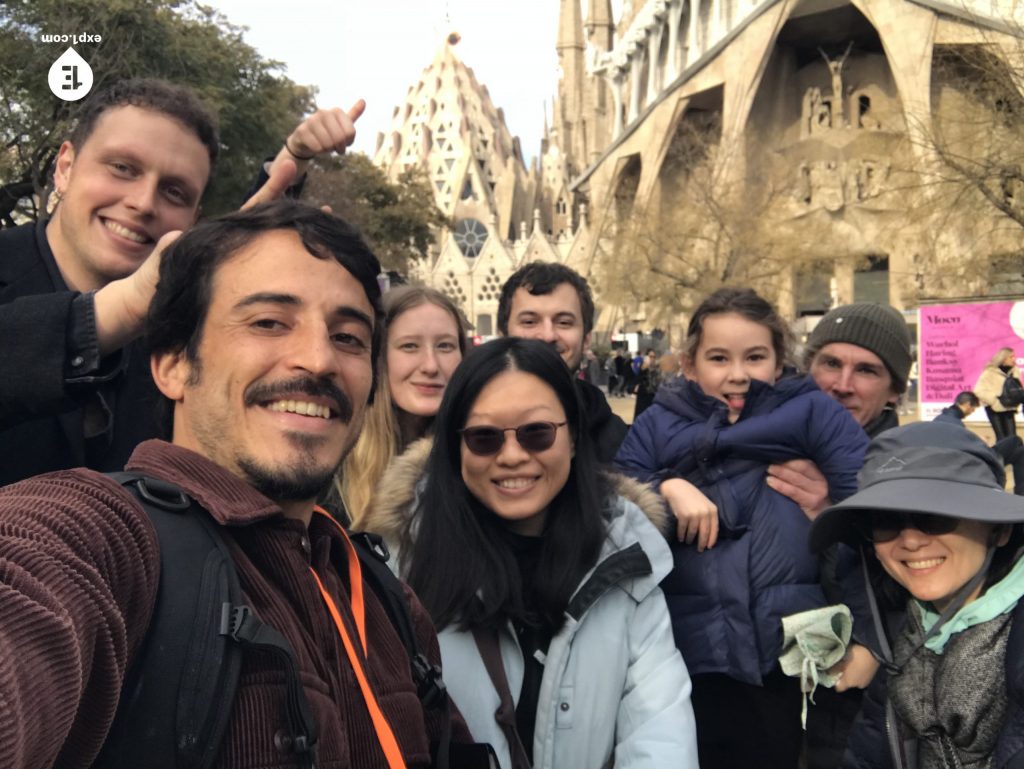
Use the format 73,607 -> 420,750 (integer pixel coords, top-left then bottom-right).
810,342 -> 897,427
152,229 -> 375,519
505,283 -> 589,372
47,106 -> 210,292
873,518 -> 1006,611
460,369 -> 572,536
684,312 -> 781,423
387,302 -> 463,418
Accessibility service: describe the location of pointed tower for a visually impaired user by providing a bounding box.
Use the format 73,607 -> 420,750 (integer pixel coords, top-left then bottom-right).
373,34 -> 544,335
555,0 -> 585,175
582,0 -> 615,166
585,0 -> 614,53
373,35 -> 532,244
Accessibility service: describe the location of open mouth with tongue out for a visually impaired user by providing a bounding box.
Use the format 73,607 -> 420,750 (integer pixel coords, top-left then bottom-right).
724,393 -> 746,412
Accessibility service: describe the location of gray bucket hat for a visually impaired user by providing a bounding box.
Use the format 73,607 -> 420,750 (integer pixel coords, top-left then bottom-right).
809,422 -> 1024,553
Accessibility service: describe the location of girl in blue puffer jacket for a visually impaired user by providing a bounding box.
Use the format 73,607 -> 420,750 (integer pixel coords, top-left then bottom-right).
615,287 -> 869,769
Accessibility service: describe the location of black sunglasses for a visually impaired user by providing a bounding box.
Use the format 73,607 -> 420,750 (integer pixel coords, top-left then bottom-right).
860,512 -> 960,543
459,421 -> 567,456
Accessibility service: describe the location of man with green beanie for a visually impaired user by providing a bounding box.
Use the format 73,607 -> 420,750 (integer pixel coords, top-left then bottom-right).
768,302 -> 914,512
767,302 -> 913,769
802,302 -> 913,435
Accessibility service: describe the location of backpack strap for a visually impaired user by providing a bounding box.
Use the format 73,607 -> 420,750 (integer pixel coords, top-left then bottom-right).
348,532 -> 448,708
94,472 -> 319,769
348,531 -> 454,769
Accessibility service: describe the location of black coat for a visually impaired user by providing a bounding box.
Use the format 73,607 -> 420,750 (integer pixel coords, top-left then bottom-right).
0,222 -> 165,485
575,378 -> 628,465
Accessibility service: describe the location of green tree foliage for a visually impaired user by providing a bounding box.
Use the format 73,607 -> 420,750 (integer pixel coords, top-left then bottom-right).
0,0 -> 313,218
305,153 -> 451,275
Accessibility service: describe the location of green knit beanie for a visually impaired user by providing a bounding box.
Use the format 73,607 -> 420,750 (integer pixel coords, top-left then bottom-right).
807,303 -> 913,391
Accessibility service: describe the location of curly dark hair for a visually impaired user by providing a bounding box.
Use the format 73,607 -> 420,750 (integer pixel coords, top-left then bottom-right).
497,261 -> 595,338
70,78 -> 219,170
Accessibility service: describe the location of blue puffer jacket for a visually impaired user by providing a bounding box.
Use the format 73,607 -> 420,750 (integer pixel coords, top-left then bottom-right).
615,374 -> 869,685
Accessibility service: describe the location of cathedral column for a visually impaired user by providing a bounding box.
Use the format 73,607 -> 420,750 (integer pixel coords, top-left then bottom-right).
628,54 -> 642,123
688,0 -> 701,60
666,0 -> 682,81
646,27 -> 664,105
607,73 -> 625,137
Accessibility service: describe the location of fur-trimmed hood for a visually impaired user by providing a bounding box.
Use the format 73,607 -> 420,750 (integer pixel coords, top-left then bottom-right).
360,436 -> 673,575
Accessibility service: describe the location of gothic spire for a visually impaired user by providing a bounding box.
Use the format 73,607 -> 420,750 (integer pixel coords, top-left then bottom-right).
557,0 -> 584,51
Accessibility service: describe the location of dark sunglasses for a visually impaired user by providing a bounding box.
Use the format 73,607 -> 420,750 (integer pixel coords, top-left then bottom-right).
860,512 -> 960,543
459,421 -> 567,456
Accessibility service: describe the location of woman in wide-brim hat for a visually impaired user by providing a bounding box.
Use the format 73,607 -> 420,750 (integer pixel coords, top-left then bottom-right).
809,421 -> 1024,769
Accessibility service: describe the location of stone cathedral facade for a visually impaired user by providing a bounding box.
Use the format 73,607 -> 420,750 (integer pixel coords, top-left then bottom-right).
553,0 -> 1024,329
375,2 -> 1024,339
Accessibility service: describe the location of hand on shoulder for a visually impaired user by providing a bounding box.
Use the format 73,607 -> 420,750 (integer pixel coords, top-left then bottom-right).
766,459 -> 831,521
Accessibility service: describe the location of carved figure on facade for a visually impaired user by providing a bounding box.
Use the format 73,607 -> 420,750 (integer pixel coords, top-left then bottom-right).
812,160 -> 845,211
794,157 -> 890,209
802,87 -> 832,137
802,43 -> 864,138
821,42 -> 853,127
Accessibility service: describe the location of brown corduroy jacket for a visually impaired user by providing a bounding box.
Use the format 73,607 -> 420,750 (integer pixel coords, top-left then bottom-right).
0,439 -> 467,769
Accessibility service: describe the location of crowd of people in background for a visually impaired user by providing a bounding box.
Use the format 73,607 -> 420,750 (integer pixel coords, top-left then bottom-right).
3,76 -> 1024,769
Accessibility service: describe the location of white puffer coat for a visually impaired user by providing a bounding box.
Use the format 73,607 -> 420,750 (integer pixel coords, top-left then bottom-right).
363,439 -> 699,769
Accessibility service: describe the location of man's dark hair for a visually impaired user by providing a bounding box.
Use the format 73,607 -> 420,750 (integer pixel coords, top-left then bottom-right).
496,261 -> 595,337
70,78 -> 220,170
955,391 -> 981,408
146,200 -> 383,390
406,338 -> 606,634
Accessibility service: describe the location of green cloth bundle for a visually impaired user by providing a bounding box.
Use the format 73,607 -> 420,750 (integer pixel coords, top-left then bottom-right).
779,604 -> 853,728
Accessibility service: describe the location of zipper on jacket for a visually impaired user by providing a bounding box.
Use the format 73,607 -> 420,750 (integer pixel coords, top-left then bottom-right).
885,699 -> 906,769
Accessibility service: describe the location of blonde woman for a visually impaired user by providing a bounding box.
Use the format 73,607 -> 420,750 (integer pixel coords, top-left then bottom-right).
339,285 -> 467,524
974,347 -> 1021,441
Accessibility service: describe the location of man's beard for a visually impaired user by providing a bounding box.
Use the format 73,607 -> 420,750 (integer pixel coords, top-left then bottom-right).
237,432 -> 347,503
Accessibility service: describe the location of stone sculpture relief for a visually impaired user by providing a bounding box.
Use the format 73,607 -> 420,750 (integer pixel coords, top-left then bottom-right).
800,42 -> 886,137
794,158 -> 891,210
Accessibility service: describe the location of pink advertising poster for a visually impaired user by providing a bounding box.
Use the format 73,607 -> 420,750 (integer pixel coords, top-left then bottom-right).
919,301 -> 1024,421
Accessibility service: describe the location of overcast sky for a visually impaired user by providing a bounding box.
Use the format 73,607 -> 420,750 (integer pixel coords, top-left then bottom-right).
207,1 -> 569,162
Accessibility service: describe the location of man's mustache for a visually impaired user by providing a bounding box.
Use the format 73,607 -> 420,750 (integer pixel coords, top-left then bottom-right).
244,376 -> 353,423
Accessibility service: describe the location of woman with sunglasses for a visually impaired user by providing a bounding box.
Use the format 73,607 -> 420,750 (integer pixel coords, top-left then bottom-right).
809,421 -> 1024,769
361,337 -> 698,769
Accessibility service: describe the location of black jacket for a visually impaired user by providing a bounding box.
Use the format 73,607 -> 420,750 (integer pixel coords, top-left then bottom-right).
0,222 -> 165,485
575,378 -> 628,465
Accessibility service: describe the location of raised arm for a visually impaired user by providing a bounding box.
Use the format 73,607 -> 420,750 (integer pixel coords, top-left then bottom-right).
242,101 -> 367,209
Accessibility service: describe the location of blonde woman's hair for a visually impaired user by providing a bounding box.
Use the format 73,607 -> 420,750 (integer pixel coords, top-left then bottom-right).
989,347 -> 1016,368
339,285 -> 468,525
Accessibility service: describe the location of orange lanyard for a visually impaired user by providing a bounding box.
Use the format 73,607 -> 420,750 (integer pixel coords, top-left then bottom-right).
310,507 -> 407,769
